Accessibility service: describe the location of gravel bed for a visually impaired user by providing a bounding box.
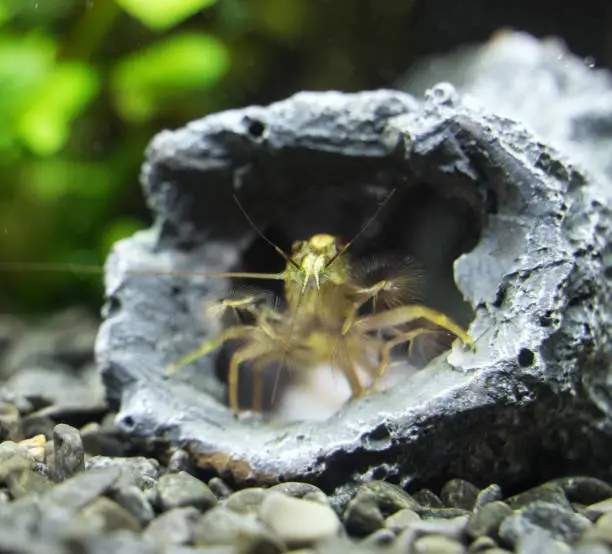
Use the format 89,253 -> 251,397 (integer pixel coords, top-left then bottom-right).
0,424 -> 611,553
1,308 -> 611,553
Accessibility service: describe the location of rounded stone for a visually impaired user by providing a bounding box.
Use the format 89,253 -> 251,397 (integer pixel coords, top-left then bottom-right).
225,487 -> 268,514
413,489 -> 445,509
156,471 -> 217,512
85,456 -> 159,490
208,477 -> 233,500
394,516 -> 469,552
259,492 -> 342,547
515,528 -> 573,554
269,482 -> 329,505
574,544 -> 612,554
499,501 -> 592,547
466,535 -> 497,552
193,505 -> 282,552
344,481 -> 420,537
109,485 -> 155,527
506,484 -> 571,511
343,489 -> 385,537
412,534 -> 466,554
52,424 -> 84,481
77,496 -> 142,533
585,498 -> 612,521
360,481 -> 420,514
19,434 -> 46,465
466,501 -> 513,540
143,506 -> 200,546
0,440 -> 31,482
596,512 -> 612,530
0,404 -> 20,443
554,477 -> 612,505
46,466 -> 121,509
441,479 -> 480,511
579,511 -> 612,544
166,449 -> 193,474
473,484 -> 503,510
385,508 -> 421,532
7,466 -> 53,498
361,528 -> 396,546
420,507 -> 471,519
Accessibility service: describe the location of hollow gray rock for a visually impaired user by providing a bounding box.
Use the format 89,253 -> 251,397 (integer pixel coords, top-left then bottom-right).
96,76 -> 612,494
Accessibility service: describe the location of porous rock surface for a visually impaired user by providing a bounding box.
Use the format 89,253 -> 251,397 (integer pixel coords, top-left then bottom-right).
401,30 -> 612,195
97,68 -> 612,493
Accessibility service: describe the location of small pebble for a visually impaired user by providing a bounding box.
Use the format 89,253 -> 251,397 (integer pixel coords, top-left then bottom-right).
193,505 -> 282,552
499,501 -> 592,547
579,511 -> 612,545
86,456 -> 159,489
225,487 -> 268,514
553,477 -> 612,505
413,489 -> 445,509
506,484 -> 571,510
109,485 -> 155,527
597,512 -> 612,530
466,501 -> 513,540
68,530 -> 158,554
19,434 -> 46,464
140,475 -> 157,491
574,544 -> 612,554
344,481 -> 421,537
466,535 -> 497,552
157,471 -> 217,512
441,479 -> 480,511
77,496 -> 142,533
343,489 -> 385,536
0,403 -> 21,442
473,484 -> 503,510
7,466 -> 53,498
0,441 -> 31,482
384,508 -> 421,532
420,507 -> 471,519
167,449 -> 192,473
412,534 -> 466,554
361,528 -> 395,546
269,481 -> 329,505
259,491 -> 342,547
515,527 -> 572,554
53,424 -> 84,481
144,483 -> 159,506
208,477 -> 234,500
20,413 -> 54,441
46,466 -> 122,510
143,506 -> 200,546
360,481 -> 420,514
585,498 -> 612,521
394,516 -> 469,551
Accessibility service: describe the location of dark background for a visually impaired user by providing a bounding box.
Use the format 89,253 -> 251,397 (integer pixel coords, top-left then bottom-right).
1,0 -> 610,315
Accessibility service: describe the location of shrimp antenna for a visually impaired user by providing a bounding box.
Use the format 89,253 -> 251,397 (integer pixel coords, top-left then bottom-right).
232,194 -> 299,269
0,261 -> 285,281
0,261 -> 106,274
325,187 -> 397,268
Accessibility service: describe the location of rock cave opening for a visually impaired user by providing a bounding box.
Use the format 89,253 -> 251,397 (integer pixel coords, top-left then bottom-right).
210,179 -> 484,420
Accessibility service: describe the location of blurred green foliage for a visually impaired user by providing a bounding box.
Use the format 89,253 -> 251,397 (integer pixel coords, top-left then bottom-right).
0,0 -> 418,316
